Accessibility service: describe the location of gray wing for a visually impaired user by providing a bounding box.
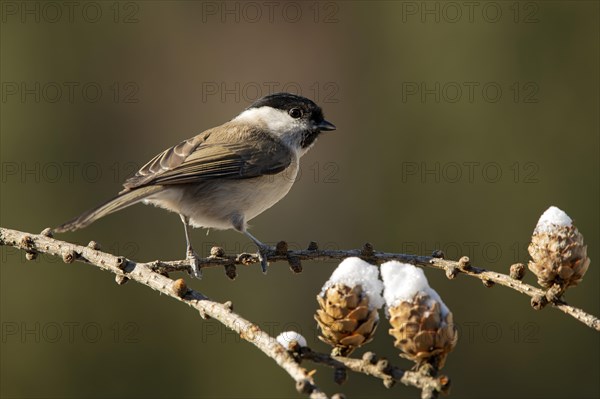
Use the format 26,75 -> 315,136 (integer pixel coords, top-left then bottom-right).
122,125 -> 293,190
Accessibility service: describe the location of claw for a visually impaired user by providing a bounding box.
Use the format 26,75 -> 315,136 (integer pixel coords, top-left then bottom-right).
258,251 -> 268,274
186,248 -> 202,279
256,244 -> 271,274
180,215 -> 202,279
241,229 -> 271,274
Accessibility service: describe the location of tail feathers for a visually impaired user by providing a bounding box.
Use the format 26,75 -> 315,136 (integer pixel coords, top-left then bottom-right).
54,186 -> 162,233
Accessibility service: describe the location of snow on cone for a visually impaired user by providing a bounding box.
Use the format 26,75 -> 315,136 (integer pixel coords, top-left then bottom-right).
381,261 -> 457,369
315,257 -> 384,356
528,206 -> 590,291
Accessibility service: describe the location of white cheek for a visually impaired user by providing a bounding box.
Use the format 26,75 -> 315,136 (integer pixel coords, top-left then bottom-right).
233,107 -> 304,150
234,107 -> 297,135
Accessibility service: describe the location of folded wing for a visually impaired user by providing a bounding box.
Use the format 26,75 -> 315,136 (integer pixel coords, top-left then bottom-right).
122,125 -> 293,191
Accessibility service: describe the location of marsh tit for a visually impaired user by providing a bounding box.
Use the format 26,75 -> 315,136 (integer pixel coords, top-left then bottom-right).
54,92 -> 336,277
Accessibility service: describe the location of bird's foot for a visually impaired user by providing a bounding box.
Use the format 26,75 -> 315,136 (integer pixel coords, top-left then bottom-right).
186,248 -> 202,279
256,243 -> 272,274
241,229 -> 272,274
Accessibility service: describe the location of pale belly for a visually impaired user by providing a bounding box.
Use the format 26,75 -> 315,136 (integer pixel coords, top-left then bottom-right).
143,159 -> 299,231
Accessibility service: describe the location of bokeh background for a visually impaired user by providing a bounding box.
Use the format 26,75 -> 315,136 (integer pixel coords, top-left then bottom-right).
1,1 -> 598,398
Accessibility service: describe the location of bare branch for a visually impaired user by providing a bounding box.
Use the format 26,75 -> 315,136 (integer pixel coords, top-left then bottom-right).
148,241 -> 600,331
298,348 -> 449,399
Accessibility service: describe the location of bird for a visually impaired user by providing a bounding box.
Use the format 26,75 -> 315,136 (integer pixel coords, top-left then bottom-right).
54,92 -> 336,278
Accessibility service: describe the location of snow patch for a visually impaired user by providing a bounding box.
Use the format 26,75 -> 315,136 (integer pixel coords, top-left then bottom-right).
320,257 -> 384,310
380,261 -> 449,317
276,331 -> 307,349
534,206 -> 573,233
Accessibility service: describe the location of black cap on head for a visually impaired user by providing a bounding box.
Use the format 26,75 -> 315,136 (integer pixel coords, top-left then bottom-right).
248,92 -> 318,112
248,92 -> 327,123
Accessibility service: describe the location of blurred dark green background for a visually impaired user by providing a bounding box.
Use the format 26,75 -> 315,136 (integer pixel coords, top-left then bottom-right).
1,1 -> 598,398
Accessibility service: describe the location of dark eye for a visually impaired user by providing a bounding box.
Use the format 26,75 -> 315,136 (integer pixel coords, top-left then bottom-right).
289,108 -> 303,119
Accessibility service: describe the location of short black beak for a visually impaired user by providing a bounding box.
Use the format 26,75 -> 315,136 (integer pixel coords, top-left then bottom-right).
317,120 -> 336,131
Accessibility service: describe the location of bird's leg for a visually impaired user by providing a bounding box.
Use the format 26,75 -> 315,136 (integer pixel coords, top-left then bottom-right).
243,230 -> 271,274
180,214 -> 202,279
231,213 -> 270,273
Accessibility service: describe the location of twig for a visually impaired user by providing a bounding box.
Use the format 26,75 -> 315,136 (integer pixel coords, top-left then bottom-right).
299,348 -> 449,399
148,241 -> 599,331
